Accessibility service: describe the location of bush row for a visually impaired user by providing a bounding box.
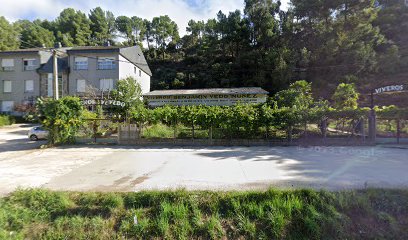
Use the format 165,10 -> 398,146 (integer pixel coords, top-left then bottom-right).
130,104 -> 374,138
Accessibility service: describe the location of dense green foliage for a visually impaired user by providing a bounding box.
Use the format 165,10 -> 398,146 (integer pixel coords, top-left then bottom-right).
0,115 -> 15,127
1,188 -> 407,239
1,1 -> 407,96
128,81 -> 374,139
36,96 -> 85,144
0,16 -> 19,50
332,83 -> 360,110
110,76 -> 144,118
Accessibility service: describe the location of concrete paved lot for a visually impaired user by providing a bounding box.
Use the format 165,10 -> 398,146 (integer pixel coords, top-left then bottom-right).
1,124 -> 408,195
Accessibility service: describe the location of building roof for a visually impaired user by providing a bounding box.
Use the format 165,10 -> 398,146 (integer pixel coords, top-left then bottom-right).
37,57 -> 69,74
0,48 -> 51,55
67,45 -> 152,76
144,88 -> 269,96
119,46 -> 152,76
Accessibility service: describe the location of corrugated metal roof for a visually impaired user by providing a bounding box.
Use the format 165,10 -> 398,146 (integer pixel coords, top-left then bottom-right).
144,88 -> 269,96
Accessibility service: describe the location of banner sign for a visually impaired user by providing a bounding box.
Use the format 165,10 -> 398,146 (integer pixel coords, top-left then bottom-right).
146,94 -> 267,107
81,99 -> 126,108
374,85 -> 404,94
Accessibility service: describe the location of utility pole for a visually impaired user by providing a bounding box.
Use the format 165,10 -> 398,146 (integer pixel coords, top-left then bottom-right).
52,49 -> 59,100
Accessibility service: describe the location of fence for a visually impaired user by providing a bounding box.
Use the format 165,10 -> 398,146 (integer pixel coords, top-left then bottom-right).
376,118 -> 408,144
75,119 -> 118,144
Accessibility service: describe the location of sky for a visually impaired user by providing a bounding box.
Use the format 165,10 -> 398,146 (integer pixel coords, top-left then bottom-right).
0,0 -> 289,36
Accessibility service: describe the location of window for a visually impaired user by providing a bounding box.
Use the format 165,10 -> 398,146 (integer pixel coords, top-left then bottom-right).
97,57 -> 116,70
23,59 -> 37,71
74,57 -> 88,70
3,80 -> 11,93
139,69 -> 142,77
1,59 -> 14,71
45,74 -> 63,97
99,79 -> 114,91
1,101 -> 14,112
77,79 -> 86,93
134,66 -> 137,74
25,80 -> 34,92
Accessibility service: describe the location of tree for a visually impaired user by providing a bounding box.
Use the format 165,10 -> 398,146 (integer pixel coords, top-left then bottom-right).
115,16 -> 145,46
36,97 -> 84,144
131,16 -> 146,45
274,80 -> 315,141
115,16 -> 133,44
151,15 -> 180,58
275,80 -> 314,109
56,8 -> 91,46
332,83 -> 359,109
110,76 -> 143,118
18,21 -> 55,48
0,17 -> 19,50
89,7 -> 116,45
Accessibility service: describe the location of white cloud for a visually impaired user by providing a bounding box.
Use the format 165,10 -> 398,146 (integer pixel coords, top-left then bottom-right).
0,0 -> 289,36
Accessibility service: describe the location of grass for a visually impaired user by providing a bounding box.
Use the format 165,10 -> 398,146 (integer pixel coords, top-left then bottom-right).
0,115 -> 15,127
1,188 -> 407,239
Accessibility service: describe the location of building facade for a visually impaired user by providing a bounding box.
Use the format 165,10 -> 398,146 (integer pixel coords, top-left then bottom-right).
0,46 -> 152,114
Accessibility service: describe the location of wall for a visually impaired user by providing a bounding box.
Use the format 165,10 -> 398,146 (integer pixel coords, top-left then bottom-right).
118,55 -> 151,94
68,53 -> 119,96
0,53 -> 42,112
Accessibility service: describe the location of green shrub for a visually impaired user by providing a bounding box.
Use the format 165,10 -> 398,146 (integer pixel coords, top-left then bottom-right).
0,115 -> 15,127
142,123 -> 174,138
36,96 -> 84,144
100,193 -> 124,211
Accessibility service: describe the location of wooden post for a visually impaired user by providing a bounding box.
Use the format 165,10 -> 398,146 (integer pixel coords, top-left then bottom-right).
209,126 -> 213,145
397,119 -> 401,144
128,122 -> 131,144
93,120 -> 97,143
118,124 -> 121,145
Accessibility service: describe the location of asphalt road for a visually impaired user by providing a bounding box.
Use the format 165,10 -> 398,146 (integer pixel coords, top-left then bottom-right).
1,124 -> 408,195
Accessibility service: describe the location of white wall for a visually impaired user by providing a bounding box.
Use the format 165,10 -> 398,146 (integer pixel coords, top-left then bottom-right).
118,55 -> 151,94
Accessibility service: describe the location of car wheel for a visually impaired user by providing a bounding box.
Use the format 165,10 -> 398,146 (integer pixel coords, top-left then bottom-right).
30,135 -> 38,141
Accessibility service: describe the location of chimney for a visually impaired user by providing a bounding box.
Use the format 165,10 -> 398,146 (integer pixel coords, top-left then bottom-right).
54,42 -> 62,48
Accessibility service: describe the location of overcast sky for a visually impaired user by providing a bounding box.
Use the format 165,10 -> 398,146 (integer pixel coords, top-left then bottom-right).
0,0 -> 289,36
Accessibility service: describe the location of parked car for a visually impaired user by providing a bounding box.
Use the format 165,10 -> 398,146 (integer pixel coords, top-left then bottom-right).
28,126 -> 48,141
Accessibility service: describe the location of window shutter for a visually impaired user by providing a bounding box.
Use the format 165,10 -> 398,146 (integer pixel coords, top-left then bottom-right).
25,80 -> 34,92
1,59 -> 14,67
1,101 -> 14,112
75,57 -> 88,62
77,79 -> 86,92
3,81 -> 12,92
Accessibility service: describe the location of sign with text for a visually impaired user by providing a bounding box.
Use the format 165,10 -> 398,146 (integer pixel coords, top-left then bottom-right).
146,94 -> 267,107
374,85 -> 405,94
81,99 -> 126,108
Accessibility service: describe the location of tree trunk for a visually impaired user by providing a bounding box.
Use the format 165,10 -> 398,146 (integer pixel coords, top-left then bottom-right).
287,125 -> 293,143
209,126 -> 213,140
192,122 -> 195,139
173,121 -> 177,139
